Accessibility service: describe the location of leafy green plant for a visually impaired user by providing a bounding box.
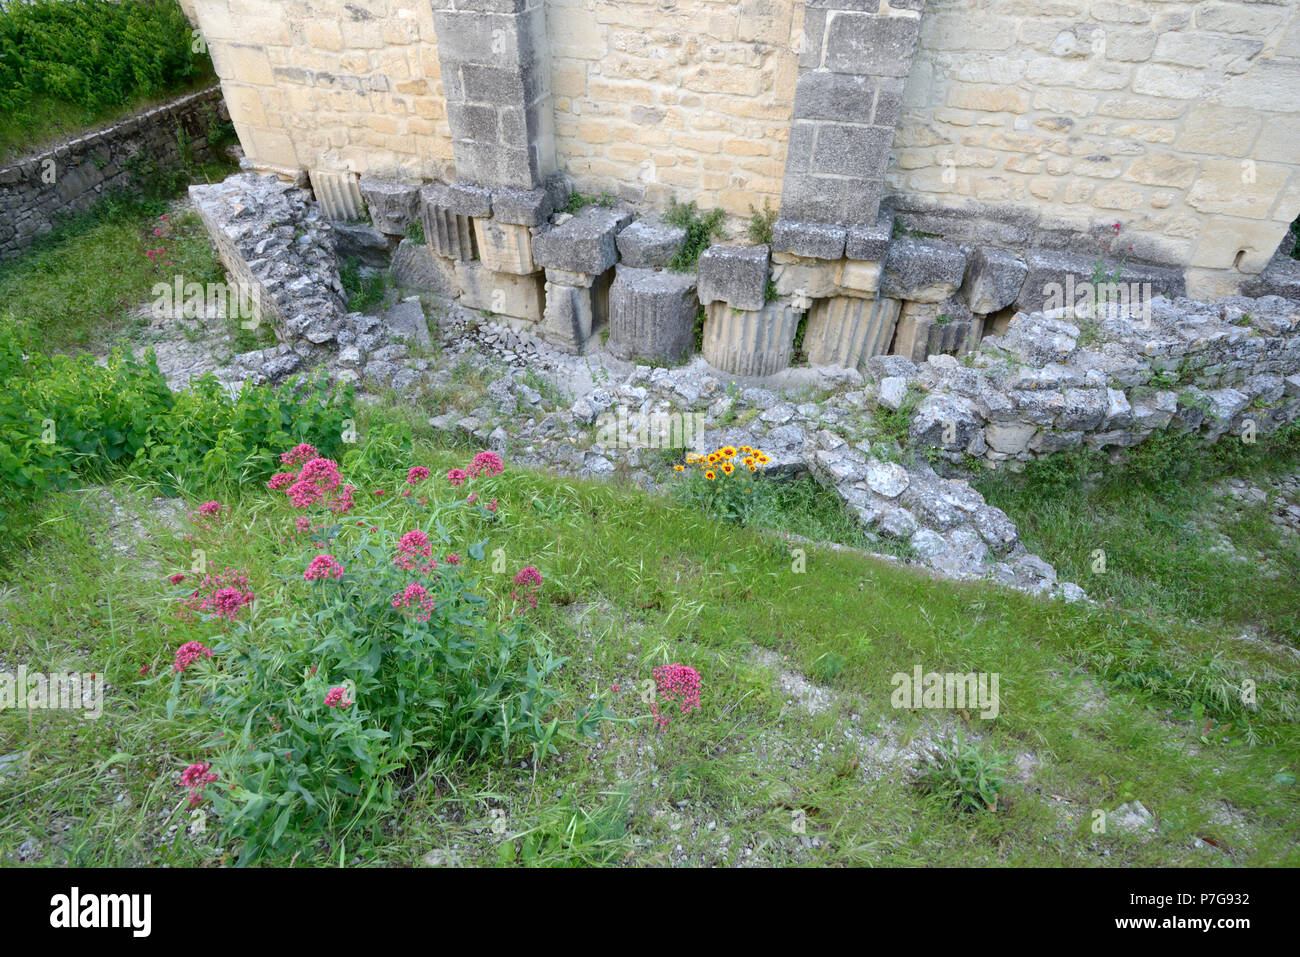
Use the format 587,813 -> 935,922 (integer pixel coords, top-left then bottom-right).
917,735 -> 1009,813
0,334 -> 357,552
563,191 -> 615,214
405,217 -> 425,245
339,257 -> 387,312
871,386 -> 921,447
170,453 -> 612,862
745,199 -> 777,246
664,198 -> 726,272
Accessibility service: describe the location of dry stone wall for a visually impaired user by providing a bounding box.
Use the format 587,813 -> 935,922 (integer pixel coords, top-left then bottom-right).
0,86 -> 227,260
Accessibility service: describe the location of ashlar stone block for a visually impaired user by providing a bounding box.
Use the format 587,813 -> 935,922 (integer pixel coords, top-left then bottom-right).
455,260 -> 545,323
472,217 -> 538,274
616,213 -> 687,269
960,246 -> 1028,314
698,244 -> 771,312
880,237 -> 967,303
533,204 -> 635,275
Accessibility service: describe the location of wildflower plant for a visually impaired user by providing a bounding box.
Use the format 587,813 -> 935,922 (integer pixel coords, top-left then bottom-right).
164,444 -> 611,862
674,444 -> 771,523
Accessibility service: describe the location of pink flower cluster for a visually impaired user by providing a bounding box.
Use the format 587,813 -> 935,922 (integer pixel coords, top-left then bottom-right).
393,529 -> 438,575
304,554 -> 345,581
281,456 -> 344,511
328,484 -> 356,515
280,443 -> 318,466
391,582 -> 436,622
650,663 -> 702,729
469,451 -> 504,478
173,640 -> 213,673
188,499 -> 227,531
324,686 -> 353,709
445,451 -> 505,489
178,569 -> 255,621
510,566 -> 543,609
406,466 -> 430,485
180,761 -> 218,808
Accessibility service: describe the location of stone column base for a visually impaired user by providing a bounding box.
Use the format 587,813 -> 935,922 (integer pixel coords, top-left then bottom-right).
702,300 -> 800,377
804,295 -> 901,369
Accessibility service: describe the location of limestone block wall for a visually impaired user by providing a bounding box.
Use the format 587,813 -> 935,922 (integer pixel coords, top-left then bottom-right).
889,0 -> 1300,299
545,0 -> 799,216
192,0 -> 456,183
191,0 -> 1300,301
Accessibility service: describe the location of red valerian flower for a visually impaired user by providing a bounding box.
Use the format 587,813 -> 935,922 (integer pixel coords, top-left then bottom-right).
468,451 -> 504,478
304,554 -> 345,581
324,686 -> 353,709
650,663 -> 702,729
510,566 -> 543,608
173,641 -> 213,672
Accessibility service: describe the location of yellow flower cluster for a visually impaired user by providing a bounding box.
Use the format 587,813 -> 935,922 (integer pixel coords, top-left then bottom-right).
675,445 -> 770,480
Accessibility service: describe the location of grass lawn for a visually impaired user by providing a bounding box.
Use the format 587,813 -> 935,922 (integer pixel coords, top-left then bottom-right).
0,186 -> 232,353
0,401 -> 1296,867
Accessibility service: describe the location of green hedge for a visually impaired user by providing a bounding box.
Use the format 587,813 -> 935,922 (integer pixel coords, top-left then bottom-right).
0,0 -> 208,116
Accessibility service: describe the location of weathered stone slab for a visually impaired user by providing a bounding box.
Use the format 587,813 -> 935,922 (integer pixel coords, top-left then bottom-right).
845,207 -> 895,261
359,177 -> 420,236
698,244 -> 770,312
533,204 -> 635,275
390,238 -> 457,298
880,237 -> 967,303
472,217 -> 538,275
837,259 -> 883,296
804,295 -> 901,369
490,186 -> 552,226
616,213 -> 686,268
455,260 -> 545,323
382,298 -> 431,348
607,265 -> 699,363
772,253 -> 841,299
701,299 -> 799,377
1016,249 -> 1186,315
960,246 -> 1028,314
772,220 -> 847,260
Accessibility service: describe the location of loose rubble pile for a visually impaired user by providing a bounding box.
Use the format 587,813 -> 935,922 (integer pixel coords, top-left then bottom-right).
185,173 -> 1300,601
